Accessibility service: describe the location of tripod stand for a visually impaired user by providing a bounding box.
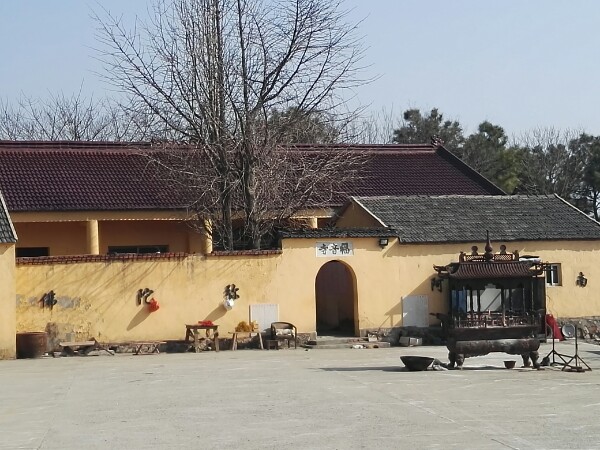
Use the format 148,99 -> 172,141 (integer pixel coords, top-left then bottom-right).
545,324 -> 591,372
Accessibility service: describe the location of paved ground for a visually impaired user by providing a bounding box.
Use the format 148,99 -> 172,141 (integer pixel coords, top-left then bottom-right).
1,341 -> 600,450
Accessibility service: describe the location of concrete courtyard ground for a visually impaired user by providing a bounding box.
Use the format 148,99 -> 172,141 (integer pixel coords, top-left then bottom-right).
1,341 -> 600,450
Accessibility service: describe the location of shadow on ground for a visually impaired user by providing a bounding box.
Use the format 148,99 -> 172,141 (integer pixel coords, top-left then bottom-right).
319,365 -> 510,372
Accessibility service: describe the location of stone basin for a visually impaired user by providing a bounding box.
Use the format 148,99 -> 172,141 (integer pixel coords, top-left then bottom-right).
400,355 -> 434,371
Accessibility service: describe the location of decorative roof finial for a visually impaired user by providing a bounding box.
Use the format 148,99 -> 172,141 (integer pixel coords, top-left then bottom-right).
484,230 -> 493,261
431,135 -> 444,146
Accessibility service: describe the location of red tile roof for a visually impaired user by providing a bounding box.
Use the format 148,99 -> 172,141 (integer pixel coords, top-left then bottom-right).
326,144 -> 504,197
0,141 -> 180,211
0,141 -> 503,212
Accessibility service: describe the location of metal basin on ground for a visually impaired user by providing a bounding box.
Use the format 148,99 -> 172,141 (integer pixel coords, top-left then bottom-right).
16,332 -> 48,359
400,356 -> 434,371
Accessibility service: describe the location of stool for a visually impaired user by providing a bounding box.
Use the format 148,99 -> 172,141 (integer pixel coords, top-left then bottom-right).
266,339 -> 279,350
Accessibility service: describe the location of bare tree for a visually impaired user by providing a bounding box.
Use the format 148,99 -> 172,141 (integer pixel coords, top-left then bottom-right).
95,0 -> 367,249
0,89 -> 152,141
342,107 -> 399,144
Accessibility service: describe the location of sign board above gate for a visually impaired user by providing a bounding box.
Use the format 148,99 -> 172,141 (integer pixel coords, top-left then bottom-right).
315,241 -> 353,257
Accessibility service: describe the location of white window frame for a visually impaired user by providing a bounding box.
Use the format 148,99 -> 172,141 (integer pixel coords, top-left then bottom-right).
545,263 -> 561,287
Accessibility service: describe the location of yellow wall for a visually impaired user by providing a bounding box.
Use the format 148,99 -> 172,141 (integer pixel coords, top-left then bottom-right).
14,220 -> 201,255
14,237 -> 600,346
0,244 -> 16,358
99,221 -> 193,253
15,222 -> 88,255
16,253 -> 297,343
335,203 -> 382,228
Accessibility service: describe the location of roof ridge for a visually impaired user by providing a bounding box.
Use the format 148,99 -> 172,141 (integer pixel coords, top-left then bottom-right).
351,196 -> 388,227
0,141 -> 153,152
435,145 -> 506,195
553,193 -> 600,228
0,188 -> 17,243
355,194 -> 555,200
286,143 -> 436,150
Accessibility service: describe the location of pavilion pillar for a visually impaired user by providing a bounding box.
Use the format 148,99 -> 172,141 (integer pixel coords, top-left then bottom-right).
86,220 -> 100,255
189,220 -> 213,255
200,231 -> 213,255
306,217 -> 318,229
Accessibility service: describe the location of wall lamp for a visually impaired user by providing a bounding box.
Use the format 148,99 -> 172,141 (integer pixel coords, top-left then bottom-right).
378,237 -> 389,248
576,272 -> 588,287
431,278 -> 443,292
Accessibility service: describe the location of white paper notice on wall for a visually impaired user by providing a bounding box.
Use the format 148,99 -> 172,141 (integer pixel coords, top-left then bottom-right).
402,295 -> 429,327
315,241 -> 353,257
249,304 -> 279,332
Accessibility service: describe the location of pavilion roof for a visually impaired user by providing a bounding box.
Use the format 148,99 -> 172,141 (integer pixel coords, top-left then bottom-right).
436,260 -> 544,280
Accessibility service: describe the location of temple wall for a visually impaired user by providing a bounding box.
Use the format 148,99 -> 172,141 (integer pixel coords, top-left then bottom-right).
13,238 -> 600,348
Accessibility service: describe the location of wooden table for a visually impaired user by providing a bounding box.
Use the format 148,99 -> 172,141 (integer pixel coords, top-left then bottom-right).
185,324 -> 219,352
229,331 -> 264,350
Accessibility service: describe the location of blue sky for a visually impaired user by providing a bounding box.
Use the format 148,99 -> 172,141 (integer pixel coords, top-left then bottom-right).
1,1 -> 599,137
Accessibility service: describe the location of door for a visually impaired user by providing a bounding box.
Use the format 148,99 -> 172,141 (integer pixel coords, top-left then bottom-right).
315,261 -> 357,335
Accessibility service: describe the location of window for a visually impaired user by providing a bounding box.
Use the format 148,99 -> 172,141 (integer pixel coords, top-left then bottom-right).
108,245 -> 168,255
16,247 -> 49,257
545,264 -> 561,286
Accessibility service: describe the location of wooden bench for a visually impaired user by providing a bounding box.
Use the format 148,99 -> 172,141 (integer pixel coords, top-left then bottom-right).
131,341 -> 166,355
59,340 -> 114,356
229,332 -> 264,350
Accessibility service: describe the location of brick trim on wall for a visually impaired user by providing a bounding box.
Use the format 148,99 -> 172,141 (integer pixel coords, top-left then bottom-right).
16,249 -> 283,266
16,252 -> 189,266
208,249 -> 282,257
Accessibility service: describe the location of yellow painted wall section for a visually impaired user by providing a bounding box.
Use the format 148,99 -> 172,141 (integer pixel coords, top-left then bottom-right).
16,253 -> 296,343
14,238 -> 600,344
15,221 -> 203,255
0,244 -> 16,358
99,221 -> 193,253
281,238 -> 600,329
335,202 -> 382,228
510,240 -> 600,319
331,198 -> 600,325
15,222 -> 88,255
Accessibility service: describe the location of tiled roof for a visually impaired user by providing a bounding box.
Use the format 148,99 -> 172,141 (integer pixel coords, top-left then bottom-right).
351,195 -> 600,243
291,144 -> 504,200
279,227 -> 396,239
0,141 -> 503,213
0,141 -> 182,211
0,189 -> 17,243
445,261 -> 541,279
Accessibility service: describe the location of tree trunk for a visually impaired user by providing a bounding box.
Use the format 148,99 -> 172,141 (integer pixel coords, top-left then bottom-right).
219,179 -> 234,250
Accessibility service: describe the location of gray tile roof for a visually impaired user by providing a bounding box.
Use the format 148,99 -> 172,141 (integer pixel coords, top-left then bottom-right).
351,195 -> 600,243
0,189 -> 16,243
279,228 -> 396,239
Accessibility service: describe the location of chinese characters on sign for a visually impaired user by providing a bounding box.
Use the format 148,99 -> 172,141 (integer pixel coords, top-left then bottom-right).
316,241 -> 353,257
